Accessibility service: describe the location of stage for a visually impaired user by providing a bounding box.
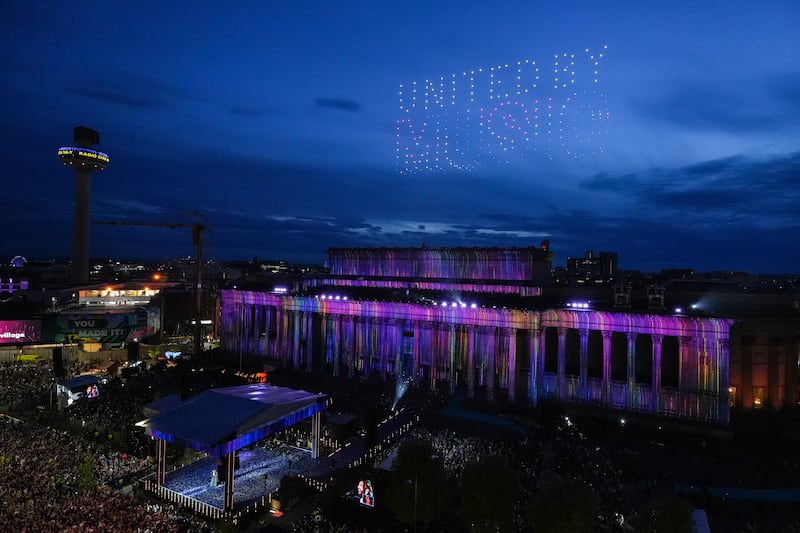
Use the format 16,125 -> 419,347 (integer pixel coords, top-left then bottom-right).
162,441 -> 320,509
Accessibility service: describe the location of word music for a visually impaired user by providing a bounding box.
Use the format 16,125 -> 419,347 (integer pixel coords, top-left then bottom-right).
396,46 -> 609,174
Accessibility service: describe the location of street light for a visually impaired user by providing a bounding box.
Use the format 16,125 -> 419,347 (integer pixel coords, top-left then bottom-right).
414,474 -> 418,533
406,453 -> 438,533
405,476 -> 418,533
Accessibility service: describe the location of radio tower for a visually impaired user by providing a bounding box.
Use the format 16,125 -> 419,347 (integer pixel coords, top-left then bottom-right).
58,126 -> 110,284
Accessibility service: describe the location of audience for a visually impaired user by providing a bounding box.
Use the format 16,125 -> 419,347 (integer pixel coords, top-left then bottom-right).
2,357 -> 798,532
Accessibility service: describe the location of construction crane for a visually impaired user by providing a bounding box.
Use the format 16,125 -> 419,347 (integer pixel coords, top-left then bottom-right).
95,213 -> 209,358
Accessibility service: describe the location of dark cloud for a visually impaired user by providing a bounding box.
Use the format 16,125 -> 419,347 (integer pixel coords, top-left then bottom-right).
67,74 -> 189,110
554,152 -> 800,270
580,152 -> 800,220
683,156 -> 746,177
637,73 -> 800,133
315,98 -> 362,112
4,119 -> 798,274
578,172 -> 639,192
68,86 -> 168,110
80,183 -> 800,273
83,145 -> 794,269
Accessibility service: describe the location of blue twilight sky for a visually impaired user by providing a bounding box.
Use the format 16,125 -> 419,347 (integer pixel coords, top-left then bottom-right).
1,1 -> 799,273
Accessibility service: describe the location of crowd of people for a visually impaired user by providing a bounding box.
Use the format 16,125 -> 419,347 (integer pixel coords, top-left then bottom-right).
371,418 -> 625,531
0,360 -> 54,409
0,415 -> 211,532
288,513 -> 376,533
2,354 -> 799,532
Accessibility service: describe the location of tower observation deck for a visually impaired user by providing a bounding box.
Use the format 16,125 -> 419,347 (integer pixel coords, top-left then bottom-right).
58,126 -> 110,284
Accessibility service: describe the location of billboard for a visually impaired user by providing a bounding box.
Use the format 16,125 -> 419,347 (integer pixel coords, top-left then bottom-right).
0,320 -> 41,344
54,311 -> 139,346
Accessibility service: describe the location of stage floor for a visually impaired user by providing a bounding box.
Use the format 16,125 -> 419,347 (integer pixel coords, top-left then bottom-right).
162,443 -> 319,509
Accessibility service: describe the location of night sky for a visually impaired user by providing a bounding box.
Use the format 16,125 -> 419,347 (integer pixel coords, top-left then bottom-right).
2,1 -> 799,273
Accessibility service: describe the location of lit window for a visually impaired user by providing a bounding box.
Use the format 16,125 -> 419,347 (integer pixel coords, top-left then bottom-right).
753,387 -> 765,408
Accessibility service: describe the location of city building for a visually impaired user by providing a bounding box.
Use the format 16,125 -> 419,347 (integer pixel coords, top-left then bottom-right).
218,245 -> 769,425
557,249 -> 618,285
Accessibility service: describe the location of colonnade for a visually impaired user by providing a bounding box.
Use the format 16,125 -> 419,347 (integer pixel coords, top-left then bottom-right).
221,290 -> 733,424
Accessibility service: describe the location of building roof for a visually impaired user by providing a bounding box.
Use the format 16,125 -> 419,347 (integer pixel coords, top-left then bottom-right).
142,392 -> 183,418
137,383 -> 328,457
59,374 -> 99,391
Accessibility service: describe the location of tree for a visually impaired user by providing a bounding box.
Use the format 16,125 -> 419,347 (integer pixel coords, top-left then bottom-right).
635,494 -> 695,533
76,454 -> 98,492
459,456 -> 521,533
385,439 -> 448,526
527,474 -> 599,533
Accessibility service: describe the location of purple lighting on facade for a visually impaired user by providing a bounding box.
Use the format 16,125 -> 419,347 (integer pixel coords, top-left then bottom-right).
327,247 -> 553,284
306,277 -> 543,297
220,290 -> 734,424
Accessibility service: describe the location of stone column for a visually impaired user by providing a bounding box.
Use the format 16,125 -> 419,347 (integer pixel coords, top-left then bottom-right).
254,304 -> 263,354
293,311 -> 302,369
557,328 -> 567,400
241,303 -> 249,353
264,304 -> 273,356
395,320 -> 403,377
449,324 -> 457,395
362,318 -> 372,378
354,317 -> 364,376
627,332 -> 637,407
319,313 -> 328,373
380,318 -> 389,379
678,336 -> 692,395
486,327 -> 497,401
507,327 -> 517,404
275,307 -> 284,365
248,304 -> 256,353
467,326 -> 476,398
651,334 -> 663,412
306,312 -> 314,373
332,315 -> 341,377
430,325 -> 440,391
347,316 -> 356,379
602,330 -> 612,404
719,338 -> 731,424
579,328 -> 589,401
528,327 -> 542,406
237,303 -> 245,356
413,321 -> 421,384
284,311 -> 293,367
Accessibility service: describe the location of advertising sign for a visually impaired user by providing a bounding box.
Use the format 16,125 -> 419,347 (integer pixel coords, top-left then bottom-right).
55,312 -> 138,345
0,320 -> 42,344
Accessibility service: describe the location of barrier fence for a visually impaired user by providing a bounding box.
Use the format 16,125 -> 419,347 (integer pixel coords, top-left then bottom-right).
141,475 -> 278,523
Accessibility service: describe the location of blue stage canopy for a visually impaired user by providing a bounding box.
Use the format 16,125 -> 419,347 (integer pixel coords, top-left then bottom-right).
137,384 -> 328,457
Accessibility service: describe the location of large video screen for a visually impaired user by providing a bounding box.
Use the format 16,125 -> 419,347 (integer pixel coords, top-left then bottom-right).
0,320 -> 41,344
356,479 -> 375,508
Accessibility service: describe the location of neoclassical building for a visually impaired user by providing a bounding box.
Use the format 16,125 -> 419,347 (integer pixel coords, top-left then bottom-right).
220,246 -> 739,425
